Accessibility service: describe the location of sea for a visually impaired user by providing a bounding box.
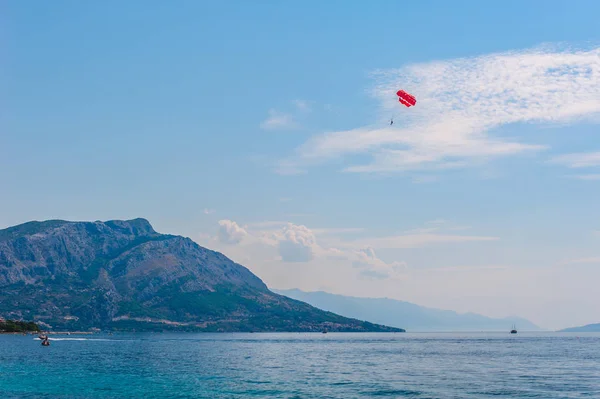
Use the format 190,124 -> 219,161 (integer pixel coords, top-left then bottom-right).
1,332 -> 599,398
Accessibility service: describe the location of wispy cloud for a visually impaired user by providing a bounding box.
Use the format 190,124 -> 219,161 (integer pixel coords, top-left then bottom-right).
243,219 -> 494,250
550,151 -> 600,181
203,208 -> 215,215
210,220 -> 410,278
550,151 -> 600,168
351,247 -> 407,279
246,220 -> 289,229
260,100 -> 312,131
571,174 -> 600,181
274,160 -> 307,175
347,233 -> 498,250
311,227 -> 365,235
412,175 -> 439,183
246,221 -> 363,236
561,256 -> 600,265
426,219 -> 447,225
401,220 -> 472,235
293,99 -> 311,112
286,213 -> 314,218
426,265 -> 508,272
211,218 -> 497,279
278,44 -> 600,174
260,109 -> 296,130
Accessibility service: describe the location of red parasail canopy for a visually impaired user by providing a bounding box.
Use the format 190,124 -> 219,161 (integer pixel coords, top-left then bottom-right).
397,90 -> 416,107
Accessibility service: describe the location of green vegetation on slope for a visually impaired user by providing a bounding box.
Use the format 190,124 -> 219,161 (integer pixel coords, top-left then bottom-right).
0,319 -> 40,333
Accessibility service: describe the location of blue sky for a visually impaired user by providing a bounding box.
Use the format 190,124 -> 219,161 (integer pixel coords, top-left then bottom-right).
2,1 -> 600,329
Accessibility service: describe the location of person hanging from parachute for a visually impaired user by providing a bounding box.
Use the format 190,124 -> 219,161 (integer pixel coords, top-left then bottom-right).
389,89 -> 416,126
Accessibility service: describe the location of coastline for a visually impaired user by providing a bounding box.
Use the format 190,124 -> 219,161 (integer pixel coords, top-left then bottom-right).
0,331 -> 94,335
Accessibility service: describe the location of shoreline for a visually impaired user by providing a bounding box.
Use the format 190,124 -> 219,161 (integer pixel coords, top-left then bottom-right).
0,331 -> 94,335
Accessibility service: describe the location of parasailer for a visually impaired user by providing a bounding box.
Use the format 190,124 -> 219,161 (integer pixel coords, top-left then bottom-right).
396,90 -> 416,107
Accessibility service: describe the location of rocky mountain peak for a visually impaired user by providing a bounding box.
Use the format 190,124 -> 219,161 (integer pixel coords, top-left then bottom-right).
0,218 -> 403,333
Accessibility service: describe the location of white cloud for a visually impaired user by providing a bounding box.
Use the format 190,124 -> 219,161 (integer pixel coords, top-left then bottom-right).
426,219 -> 447,225
247,220 -> 288,229
209,219 -> 497,280
209,219 -> 410,277
203,208 -> 215,215
268,225 -> 406,277
198,220 -> 600,330
246,221 -> 363,236
412,175 -> 439,183
260,109 -> 296,130
550,151 -> 600,181
427,265 -> 508,272
274,160 -> 307,175
401,219 -> 472,235
293,99 -> 311,112
311,227 -> 365,235
351,246 -> 407,279
346,233 -> 498,249
217,219 -> 248,245
550,151 -> 600,168
220,219 -> 495,252
278,44 -> 600,174
572,174 -> 600,181
277,223 -> 318,262
562,256 -> 600,265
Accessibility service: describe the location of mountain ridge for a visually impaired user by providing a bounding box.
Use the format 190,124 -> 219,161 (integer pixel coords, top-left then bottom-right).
558,323 -> 600,332
273,288 -> 542,332
0,218 -> 403,333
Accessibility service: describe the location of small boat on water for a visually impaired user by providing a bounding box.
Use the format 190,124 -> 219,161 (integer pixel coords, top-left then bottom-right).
37,332 -> 51,346
510,324 -> 517,334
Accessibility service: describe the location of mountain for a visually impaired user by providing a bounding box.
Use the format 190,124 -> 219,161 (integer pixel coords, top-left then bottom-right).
0,218 -> 402,333
559,323 -> 600,332
273,289 -> 542,332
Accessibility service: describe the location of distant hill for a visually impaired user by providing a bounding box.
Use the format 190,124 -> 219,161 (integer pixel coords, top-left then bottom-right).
559,323 -> 600,332
0,218 -> 402,333
274,289 -> 542,332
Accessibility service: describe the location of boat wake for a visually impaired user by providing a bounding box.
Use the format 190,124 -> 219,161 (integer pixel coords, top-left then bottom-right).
33,337 -> 128,341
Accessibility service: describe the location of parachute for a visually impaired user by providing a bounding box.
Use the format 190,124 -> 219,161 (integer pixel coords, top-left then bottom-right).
396,90 -> 416,107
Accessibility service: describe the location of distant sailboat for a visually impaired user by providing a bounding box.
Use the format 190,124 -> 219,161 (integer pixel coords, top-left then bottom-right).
510,324 -> 517,334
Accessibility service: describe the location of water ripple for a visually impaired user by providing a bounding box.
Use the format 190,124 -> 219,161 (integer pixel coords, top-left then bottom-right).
1,332 -> 599,398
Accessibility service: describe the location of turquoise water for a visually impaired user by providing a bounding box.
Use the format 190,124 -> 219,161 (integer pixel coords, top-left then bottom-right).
1,332 -> 599,398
